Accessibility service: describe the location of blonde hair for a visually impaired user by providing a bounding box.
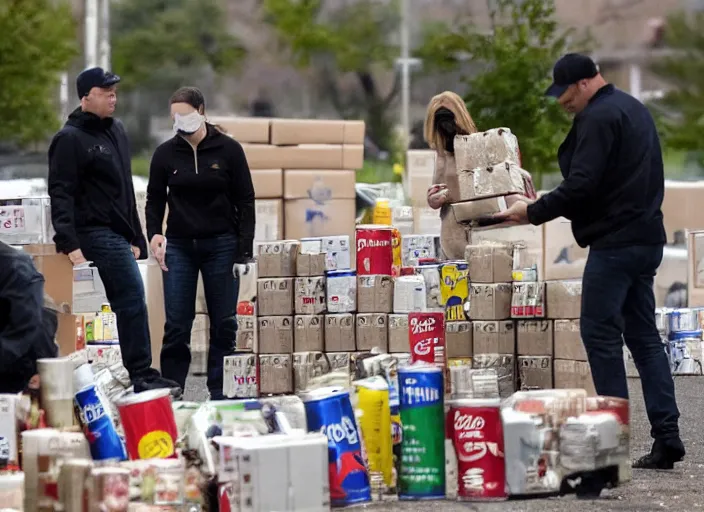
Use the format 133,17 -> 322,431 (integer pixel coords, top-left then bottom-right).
423,91 -> 478,151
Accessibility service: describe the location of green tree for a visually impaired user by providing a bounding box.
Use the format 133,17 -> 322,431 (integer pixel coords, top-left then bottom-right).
418,0 -> 575,186
649,11 -> 704,165
0,0 -> 76,147
262,0 -> 400,151
111,0 -> 245,152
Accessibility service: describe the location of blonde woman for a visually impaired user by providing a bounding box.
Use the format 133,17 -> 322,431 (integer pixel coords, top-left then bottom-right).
423,91 -> 478,259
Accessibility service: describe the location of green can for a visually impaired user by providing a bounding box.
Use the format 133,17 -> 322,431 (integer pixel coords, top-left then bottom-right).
398,364 -> 445,499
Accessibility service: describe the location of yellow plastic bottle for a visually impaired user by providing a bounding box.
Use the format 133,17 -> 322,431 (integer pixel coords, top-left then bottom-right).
373,198 -> 392,226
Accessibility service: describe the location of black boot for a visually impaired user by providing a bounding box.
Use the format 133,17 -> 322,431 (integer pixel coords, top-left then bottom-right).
133,370 -> 183,399
633,438 -> 685,469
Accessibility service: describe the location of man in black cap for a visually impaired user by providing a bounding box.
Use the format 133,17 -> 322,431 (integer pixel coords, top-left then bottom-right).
493,53 -> 685,469
47,67 -> 182,396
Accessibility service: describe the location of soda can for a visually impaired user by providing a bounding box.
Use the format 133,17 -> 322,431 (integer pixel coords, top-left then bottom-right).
301,386 -> 371,506
354,376 -> 394,490
447,398 -> 506,501
74,384 -> 127,461
398,364 -> 445,500
356,225 -> 393,276
669,308 -> 699,333
408,312 -> 445,367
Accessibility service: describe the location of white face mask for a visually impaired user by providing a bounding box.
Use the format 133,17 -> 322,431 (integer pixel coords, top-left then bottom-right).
173,112 -> 204,135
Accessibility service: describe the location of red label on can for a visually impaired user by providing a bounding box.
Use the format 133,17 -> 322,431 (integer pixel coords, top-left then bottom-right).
356,226 -> 393,275
448,402 -> 506,500
117,391 -> 179,460
408,312 -> 445,366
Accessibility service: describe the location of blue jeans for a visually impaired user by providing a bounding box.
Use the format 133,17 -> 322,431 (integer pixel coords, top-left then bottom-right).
160,234 -> 239,395
77,228 -> 153,379
581,244 -> 680,440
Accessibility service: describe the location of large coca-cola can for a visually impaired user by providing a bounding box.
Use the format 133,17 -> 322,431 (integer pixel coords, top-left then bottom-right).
356,224 -> 393,275
408,312 -> 445,366
447,398 -> 507,500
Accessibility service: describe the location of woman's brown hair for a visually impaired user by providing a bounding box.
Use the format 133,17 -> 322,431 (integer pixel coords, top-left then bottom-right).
423,91 -> 478,151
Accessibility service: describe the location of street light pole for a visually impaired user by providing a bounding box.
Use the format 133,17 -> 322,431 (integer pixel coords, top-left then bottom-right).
400,0 -> 410,150
85,0 -> 98,68
99,0 -> 111,70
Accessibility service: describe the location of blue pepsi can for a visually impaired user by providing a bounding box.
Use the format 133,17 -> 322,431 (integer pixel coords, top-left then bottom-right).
74,385 -> 126,461
301,386 -> 371,507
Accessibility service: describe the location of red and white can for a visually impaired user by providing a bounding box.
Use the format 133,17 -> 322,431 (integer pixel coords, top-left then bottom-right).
408,312 -> 445,366
116,389 -> 178,460
356,224 -> 393,275
447,398 -> 507,501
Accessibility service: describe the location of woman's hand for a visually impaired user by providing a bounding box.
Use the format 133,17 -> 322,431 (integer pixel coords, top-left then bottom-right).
427,184 -> 449,209
150,235 -> 168,271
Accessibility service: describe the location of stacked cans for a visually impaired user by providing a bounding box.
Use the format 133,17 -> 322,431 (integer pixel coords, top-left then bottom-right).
664,307 -> 704,375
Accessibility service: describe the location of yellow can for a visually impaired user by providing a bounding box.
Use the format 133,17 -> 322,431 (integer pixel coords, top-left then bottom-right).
391,228 -> 402,276
440,261 -> 469,322
372,198 -> 392,225
354,376 -> 393,488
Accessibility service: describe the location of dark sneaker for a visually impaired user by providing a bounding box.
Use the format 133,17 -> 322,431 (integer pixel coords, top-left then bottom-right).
133,375 -> 183,399
633,438 -> 685,469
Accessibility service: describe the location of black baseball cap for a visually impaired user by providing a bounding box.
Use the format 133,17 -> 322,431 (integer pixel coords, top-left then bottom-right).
76,67 -> 121,99
545,53 -> 599,98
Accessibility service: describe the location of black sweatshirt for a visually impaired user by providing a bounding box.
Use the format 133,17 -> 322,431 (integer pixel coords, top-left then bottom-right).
527,85 -> 666,249
48,108 -> 147,256
145,124 -> 255,249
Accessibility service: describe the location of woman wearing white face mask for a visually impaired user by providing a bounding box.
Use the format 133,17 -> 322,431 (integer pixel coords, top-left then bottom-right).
145,86 -> 255,399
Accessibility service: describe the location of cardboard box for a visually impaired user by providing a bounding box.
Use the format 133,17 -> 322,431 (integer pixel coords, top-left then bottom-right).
449,196 -> 510,225
469,283 -> 512,320
324,314 -> 356,352
293,351 -> 331,393
56,313 -> 80,356
516,320 -> 553,356
71,264 -> 108,314
470,224 -> 544,279
255,199 -> 284,241
511,282 -> 546,319
662,180 -> 704,243
472,320 -> 515,355
406,150 -> 436,206
257,278 -> 294,316
284,199 -> 356,241
258,316 -> 294,354
454,129 -> 521,172
209,117 -> 271,143
294,276 -> 326,315
446,321 -> 473,358
294,315 -> 324,352
296,252 -> 326,277
518,355 -> 553,390
413,206 -> 442,236
546,280 -> 582,319
258,354 -> 293,395
543,217 -> 587,281
300,235 -> 352,271
25,244 -> 73,314
357,275 -> 394,313
242,144 -> 364,170
235,262 -> 258,352
283,170 -> 356,201
0,196 -> 54,245
689,230 -> 704,306
251,169 -> 283,198
139,260 -> 166,370
554,319 -> 587,361
270,119 -> 365,145
553,360 -> 596,395
472,353 -> 516,398
223,354 -> 258,399
191,314 -> 209,375
258,240 -> 299,278
356,313 -> 388,351
388,314 -> 410,353
457,162 -> 526,201
465,242 -> 513,283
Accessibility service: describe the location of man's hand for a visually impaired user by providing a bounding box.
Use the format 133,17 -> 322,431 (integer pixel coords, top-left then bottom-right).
68,248 -> 87,266
491,195 -> 535,226
427,184 -> 449,209
150,235 -> 168,271
131,245 -> 140,259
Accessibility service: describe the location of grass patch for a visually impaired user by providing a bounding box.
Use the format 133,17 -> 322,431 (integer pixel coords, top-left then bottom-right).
357,160 -> 399,184
131,155 -> 150,177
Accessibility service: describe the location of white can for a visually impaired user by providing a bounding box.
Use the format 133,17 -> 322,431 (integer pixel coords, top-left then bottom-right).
326,270 -> 357,313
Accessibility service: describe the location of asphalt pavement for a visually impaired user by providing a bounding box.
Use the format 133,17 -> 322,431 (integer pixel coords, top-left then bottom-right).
184,376 -> 704,511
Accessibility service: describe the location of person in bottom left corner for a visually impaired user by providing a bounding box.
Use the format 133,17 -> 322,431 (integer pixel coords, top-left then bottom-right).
0,241 -> 59,394
47,67 -> 182,397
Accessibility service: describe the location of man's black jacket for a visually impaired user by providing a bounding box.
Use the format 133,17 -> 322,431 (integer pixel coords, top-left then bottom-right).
48,108 -> 148,257
0,242 -> 58,393
527,84 -> 666,249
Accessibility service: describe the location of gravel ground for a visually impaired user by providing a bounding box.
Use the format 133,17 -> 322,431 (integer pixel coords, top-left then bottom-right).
184,376 -> 703,511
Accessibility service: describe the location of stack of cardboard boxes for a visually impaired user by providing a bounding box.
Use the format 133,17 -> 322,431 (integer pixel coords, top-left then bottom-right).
210,117 -> 365,242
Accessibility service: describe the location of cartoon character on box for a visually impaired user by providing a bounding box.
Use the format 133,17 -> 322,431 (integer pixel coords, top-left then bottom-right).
440,262 -> 469,321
